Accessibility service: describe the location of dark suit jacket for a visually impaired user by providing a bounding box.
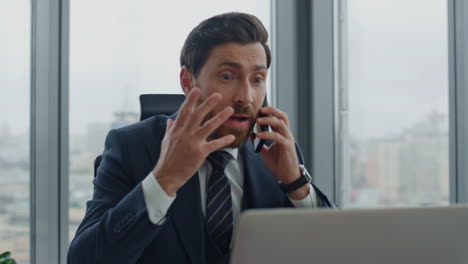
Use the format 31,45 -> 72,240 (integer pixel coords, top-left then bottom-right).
67,114 -> 334,264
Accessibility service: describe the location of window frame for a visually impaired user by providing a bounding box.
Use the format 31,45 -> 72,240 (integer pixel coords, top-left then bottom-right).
274,0 -> 336,201
31,0 -> 69,263
449,0 -> 468,203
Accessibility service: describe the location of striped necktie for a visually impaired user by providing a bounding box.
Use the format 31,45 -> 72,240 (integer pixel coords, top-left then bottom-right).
206,150 -> 234,255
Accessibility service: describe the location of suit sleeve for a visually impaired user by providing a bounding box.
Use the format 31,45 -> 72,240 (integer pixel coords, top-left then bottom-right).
67,129 -> 168,263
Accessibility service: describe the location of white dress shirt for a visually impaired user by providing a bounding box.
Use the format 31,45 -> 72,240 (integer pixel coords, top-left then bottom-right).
142,147 -> 318,225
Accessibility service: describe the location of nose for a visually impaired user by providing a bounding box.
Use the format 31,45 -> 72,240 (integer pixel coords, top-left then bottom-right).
233,78 -> 253,106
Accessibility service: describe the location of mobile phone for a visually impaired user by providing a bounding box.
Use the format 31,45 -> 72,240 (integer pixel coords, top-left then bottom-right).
253,96 -> 269,153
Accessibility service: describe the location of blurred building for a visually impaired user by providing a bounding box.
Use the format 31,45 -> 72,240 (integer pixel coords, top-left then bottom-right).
349,112 -> 449,206
111,111 -> 139,130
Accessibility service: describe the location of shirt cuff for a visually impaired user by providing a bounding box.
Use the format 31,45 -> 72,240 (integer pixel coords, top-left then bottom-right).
288,183 -> 318,208
141,172 -> 176,225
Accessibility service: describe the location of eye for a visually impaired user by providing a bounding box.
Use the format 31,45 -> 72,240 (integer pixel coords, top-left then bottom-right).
254,76 -> 265,83
221,73 -> 233,80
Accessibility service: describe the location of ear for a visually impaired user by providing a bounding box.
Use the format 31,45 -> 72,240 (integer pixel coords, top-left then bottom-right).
180,66 -> 195,96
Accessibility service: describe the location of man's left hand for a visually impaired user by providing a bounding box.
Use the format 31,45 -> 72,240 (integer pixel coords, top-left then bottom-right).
254,106 -> 310,200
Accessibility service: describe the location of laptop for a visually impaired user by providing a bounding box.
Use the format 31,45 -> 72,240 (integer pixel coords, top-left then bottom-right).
230,206 -> 468,264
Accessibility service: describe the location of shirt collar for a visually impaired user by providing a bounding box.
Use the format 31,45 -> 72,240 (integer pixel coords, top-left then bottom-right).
220,147 -> 239,161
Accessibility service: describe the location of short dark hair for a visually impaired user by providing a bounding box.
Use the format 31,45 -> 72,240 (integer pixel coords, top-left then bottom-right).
180,12 -> 271,78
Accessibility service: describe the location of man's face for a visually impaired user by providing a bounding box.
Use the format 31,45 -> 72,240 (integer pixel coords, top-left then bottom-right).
186,42 -> 268,148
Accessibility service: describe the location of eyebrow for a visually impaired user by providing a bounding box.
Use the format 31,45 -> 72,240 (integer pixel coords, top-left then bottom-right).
218,61 -> 267,71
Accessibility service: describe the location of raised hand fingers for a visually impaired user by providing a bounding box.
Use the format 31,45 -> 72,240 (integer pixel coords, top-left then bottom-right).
190,92 -> 222,127
174,88 -> 200,127
203,134 -> 236,153
165,119 -> 174,133
197,106 -> 234,138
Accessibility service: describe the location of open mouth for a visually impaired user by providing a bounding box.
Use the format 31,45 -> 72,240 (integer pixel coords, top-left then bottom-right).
229,116 -> 249,122
226,114 -> 250,129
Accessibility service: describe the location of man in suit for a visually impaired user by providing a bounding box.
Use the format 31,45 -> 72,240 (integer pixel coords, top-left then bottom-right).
68,12 -> 334,264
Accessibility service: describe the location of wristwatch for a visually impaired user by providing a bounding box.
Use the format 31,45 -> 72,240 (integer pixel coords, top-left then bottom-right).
279,165 -> 312,193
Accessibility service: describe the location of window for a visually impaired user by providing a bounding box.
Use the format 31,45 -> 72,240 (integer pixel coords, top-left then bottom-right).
336,0 -> 449,208
69,0 -> 271,241
0,0 -> 31,263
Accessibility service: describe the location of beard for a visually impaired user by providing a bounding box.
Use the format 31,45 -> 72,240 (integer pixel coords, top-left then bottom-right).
205,104 -> 256,148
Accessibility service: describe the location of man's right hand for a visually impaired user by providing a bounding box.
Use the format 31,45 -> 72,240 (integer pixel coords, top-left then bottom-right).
152,88 -> 235,197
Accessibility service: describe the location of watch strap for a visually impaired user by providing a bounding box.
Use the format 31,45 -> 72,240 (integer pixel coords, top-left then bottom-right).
279,165 -> 312,193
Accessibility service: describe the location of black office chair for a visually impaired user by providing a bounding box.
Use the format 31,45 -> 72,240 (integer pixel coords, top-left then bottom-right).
93,94 -> 185,177
139,94 -> 186,121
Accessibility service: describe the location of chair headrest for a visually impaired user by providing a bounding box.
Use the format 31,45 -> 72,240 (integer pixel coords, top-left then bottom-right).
139,94 -> 185,121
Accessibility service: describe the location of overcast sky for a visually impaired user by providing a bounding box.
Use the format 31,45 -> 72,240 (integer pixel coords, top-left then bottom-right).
1,0 -> 448,140
345,0 -> 448,140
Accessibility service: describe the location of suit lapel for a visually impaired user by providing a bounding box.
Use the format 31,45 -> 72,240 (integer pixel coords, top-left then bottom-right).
170,173 -> 205,264
240,140 -> 284,210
